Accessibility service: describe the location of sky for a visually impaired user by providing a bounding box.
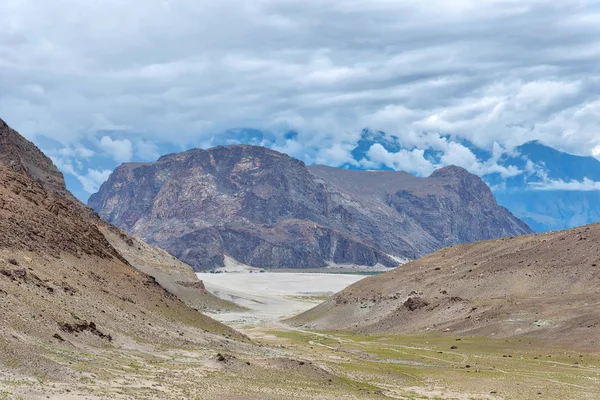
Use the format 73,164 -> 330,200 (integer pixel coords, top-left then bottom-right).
1,0 -> 600,201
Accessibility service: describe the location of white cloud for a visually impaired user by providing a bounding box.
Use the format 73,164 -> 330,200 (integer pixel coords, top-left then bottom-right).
98,136 -> 133,163
54,146 -> 95,159
530,178 -> 600,191
355,133 -> 526,179
50,154 -> 112,193
2,0 -> 600,192
366,144 -> 436,176
78,169 -> 113,194
136,139 -> 160,161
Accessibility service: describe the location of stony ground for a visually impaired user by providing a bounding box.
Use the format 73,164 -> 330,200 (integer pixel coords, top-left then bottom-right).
3,319 -> 599,400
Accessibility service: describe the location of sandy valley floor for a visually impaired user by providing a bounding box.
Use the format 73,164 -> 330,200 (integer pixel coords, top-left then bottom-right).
196,272 -> 365,326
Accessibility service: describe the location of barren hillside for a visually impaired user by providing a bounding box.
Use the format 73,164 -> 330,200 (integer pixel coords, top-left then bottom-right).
0,118 -> 243,382
293,223 -> 600,348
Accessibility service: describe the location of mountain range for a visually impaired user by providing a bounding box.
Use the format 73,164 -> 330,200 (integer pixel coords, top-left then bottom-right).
89,144 -> 531,271
184,128 -> 600,233
347,130 -> 600,232
3,116 -> 600,398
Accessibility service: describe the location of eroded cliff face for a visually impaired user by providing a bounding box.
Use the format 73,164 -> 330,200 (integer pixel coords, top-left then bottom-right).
89,145 -> 532,271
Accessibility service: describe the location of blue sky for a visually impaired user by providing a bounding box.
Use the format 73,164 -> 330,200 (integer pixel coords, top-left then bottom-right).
2,0 -> 600,201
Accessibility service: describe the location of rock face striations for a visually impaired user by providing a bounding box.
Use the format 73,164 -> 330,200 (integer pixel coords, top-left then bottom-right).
89,145 -> 532,271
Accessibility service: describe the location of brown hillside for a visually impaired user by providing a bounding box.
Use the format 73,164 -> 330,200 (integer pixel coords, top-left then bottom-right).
0,119 -> 242,381
292,223 -> 600,349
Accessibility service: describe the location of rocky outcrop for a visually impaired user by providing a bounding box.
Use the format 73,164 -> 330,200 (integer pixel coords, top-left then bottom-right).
89,145 -> 532,271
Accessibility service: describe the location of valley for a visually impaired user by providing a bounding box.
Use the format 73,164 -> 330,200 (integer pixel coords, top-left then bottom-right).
196,271 -> 366,327
3,1 -> 600,398
5,268 -> 600,400
1,117 -> 599,400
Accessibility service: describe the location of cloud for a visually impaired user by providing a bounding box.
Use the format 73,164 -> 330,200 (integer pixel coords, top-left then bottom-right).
98,136 -> 133,163
79,169 -> 113,193
50,154 -> 112,193
136,139 -> 160,161
2,0 -> 600,197
530,178 -> 600,191
365,144 -> 436,176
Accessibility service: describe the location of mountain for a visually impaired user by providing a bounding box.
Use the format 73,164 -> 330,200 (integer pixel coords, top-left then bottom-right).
0,119 -> 70,197
346,130 -> 600,232
495,141 -> 600,232
292,222 -> 600,348
0,118 -> 241,377
88,145 -> 532,271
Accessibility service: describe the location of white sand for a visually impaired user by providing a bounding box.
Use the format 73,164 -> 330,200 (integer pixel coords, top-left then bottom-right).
196,272 -> 365,327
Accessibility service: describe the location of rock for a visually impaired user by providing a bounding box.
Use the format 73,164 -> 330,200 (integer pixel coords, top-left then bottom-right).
53,333 -> 65,342
60,321 -> 112,342
176,280 -> 207,293
404,296 -> 429,311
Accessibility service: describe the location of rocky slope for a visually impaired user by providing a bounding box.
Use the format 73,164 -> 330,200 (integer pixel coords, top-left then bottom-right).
292,222 -> 600,348
0,118 -> 243,380
0,119 -> 70,197
89,145 -> 532,271
100,225 -> 242,312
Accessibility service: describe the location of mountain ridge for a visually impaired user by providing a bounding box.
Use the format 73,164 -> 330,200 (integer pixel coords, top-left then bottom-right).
89,144 -> 532,271
0,118 -> 70,197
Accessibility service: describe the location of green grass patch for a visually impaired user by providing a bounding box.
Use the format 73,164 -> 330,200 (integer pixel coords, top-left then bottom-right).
265,329 -> 600,400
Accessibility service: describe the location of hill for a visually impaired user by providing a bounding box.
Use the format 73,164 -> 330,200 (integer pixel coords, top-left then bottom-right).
292,222 -> 600,348
0,118 -> 242,381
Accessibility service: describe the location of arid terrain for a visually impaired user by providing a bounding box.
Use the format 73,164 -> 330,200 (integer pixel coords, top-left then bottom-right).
196,271 -> 366,326
2,118 -> 600,399
293,223 -> 600,349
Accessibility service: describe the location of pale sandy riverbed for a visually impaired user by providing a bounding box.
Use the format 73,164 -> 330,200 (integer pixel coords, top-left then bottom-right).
196,272 -> 365,327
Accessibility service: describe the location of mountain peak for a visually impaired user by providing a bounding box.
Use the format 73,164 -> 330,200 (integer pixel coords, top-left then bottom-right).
156,144 -> 296,164
0,118 -> 68,196
90,147 -> 532,271
429,165 -> 472,179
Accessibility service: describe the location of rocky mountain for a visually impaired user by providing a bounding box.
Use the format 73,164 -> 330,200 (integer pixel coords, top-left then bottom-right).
347,130 -> 600,232
89,145 -> 532,271
0,118 -> 242,379
0,119 -> 71,197
292,222 -> 600,348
